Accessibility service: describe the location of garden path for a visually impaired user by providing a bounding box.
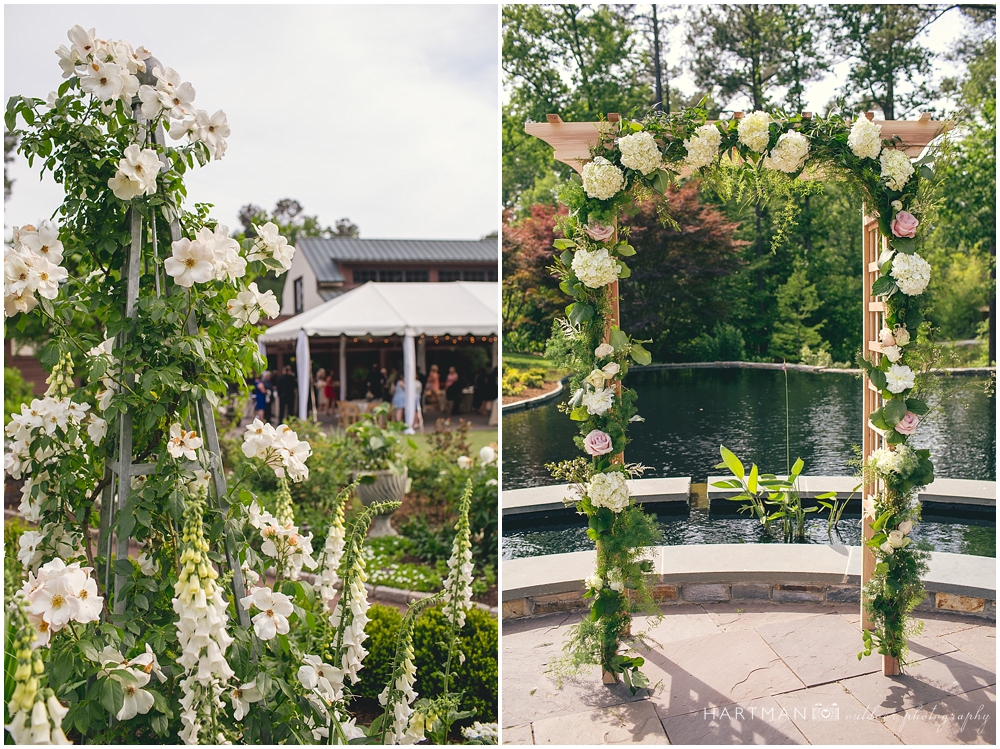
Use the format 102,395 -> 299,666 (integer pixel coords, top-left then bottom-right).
502,602 -> 995,745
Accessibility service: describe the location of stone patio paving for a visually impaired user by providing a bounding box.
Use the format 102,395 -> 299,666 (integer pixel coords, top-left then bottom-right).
502,602 -> 995,744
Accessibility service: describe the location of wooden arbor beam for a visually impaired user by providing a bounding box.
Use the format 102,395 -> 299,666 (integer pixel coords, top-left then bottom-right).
525,112 -> 950,175
524,112 -> 951,679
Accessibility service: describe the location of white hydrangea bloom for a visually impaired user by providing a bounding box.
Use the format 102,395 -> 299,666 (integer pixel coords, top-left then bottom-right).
891,252 -> 931,296
617,130 -> 661,175
885,364 -> 916,394
587,471 -> 630,513
848,116 -> 883,160
763,130 -> 810,173
582,156 -> 625,200
683,123 -> 722,169
879,148 -> 915,192
737,111 -> 771,152
571,247 -> 620,288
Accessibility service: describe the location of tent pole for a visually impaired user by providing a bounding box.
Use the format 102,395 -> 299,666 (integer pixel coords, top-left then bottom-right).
296,330 -> 311,421
339,334 -> 347,402
403,330 -> 416,435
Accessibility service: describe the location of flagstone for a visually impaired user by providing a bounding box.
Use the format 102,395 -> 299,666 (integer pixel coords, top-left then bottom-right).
771,681 -> 902,744
755,613 -> 882,686
881,685 -> 995,744
942,624 -> 997,672
632,605 -> 724,647
702,601 -> 835,633
501,724 -> 533,745
660,695 -> 809,745
840,649 -> 996,717
531,700 -> 669,745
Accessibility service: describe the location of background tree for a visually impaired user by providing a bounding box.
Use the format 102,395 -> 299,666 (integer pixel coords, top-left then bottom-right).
501,205 -> 565,353
832,4 -> 953,119
235,198 -> 359,303
619,184 -> 748,360
4,129 -> 16,201
502,4 -> 651,210
769,263 -> 826,361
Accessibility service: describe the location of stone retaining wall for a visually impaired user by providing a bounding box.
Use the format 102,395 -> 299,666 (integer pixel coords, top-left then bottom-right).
502,580 -> 995,622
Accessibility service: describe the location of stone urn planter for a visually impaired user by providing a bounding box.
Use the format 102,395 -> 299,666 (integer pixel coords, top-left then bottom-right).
352,467 -> 408,537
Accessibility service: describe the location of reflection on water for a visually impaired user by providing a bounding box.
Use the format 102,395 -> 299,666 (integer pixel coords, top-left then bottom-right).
502,368 -> 996,490
502,511 -> 997,560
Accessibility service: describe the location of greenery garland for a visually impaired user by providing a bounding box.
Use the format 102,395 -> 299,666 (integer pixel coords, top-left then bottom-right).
545,101 -> 939,677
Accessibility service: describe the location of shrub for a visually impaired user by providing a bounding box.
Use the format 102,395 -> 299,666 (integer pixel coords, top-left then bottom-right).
501,373 -> 525,396
519,367 -> 548,388
354,604 -> 498,726
4,366 -> 35,426
799,344 -> 834,368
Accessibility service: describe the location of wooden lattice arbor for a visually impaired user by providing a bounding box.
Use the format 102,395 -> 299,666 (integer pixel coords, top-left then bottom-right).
526,111 -> 949,677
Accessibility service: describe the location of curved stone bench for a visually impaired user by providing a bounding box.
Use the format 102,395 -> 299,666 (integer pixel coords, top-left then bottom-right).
501,544 -> 996,622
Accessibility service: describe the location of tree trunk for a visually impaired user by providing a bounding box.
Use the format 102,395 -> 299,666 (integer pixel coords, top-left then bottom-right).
651,5 -> 664,111
991,239 -> 996,365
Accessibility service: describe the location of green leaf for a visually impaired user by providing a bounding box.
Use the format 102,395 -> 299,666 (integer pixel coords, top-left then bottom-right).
560,251 -> 574,267
649,169 -> 670,194
868,408 -> 889,431
567,302 -> 594,325
883,398 -> 907,425
609,327 -> 629,350
919,164 -> 934,182
630,343 -> 651,366
790,457 -> 804,480
569,407 -> 589,421
869,368 -> 888,391
553,239 -> 576,250
890,237 -> 915,255
871,275 -> 897,297
720,446 -> 745,480
617,260 -> 631,279
616,243 -> 636,256
113,559 -> 134,576
905,398 -> 928,415
747,464 -> 758,493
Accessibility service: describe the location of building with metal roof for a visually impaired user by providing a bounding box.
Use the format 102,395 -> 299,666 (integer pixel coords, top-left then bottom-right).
281,236 -> 499,315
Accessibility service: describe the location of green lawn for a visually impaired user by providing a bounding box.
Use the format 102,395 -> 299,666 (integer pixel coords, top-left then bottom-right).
404,429 -> 497,456
503,352 -> 567,380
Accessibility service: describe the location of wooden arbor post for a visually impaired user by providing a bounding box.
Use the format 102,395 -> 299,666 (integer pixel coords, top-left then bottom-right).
525,111 -> 949,678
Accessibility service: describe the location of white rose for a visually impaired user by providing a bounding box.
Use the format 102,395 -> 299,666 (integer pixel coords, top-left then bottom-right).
880,540 -> 894,555
737,111 -> 771,153
887,529 -> 909,548
582,157 -> 625,200
848,117 -> 883,160
584,574 -> 603,591
893,326 -> 911,346
891,200 -> 903,211
898,520 -> 913,535
881,345 -> 902,363
594,343 -> 614,358
885,364 -> 916,394
457,456 -> 473,469
602,362 -> 620,379
584,369 -> 607,389
582,387 -> 614,415
479,445 -> 496,465
617,130 -> 661,175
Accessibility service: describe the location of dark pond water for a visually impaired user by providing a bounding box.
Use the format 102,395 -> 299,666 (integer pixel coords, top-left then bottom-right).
502,367 -> 996,489
502,511 -> 997,560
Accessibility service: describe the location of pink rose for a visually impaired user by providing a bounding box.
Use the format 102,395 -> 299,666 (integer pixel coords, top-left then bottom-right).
878,327 -> 896,347
895,411 -> 920,436
583,429 -> 614,456
891,211 -> 919,238
585,223 -> 615,242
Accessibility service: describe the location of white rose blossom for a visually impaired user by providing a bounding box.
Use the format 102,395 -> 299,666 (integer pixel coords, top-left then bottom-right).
594,342 -> 614,358
241,586 -> 293,641
227,282 -> 279,325
247,221 -> 295,273
737,111 -> 771,153
581,156 -> 625,200
164,236 -> 215,288
617,130 -> 661,175
108,144 -> 162,201
572,247 -> 620,288
582,386 -> 615,416
848,116 -> 883,160
885,364 -> 916,394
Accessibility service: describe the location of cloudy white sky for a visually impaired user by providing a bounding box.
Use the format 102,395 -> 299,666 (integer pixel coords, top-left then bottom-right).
4,4 -> 499,241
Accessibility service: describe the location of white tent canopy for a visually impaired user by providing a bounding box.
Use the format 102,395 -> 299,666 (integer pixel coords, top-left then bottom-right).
258,282 -> 499,430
